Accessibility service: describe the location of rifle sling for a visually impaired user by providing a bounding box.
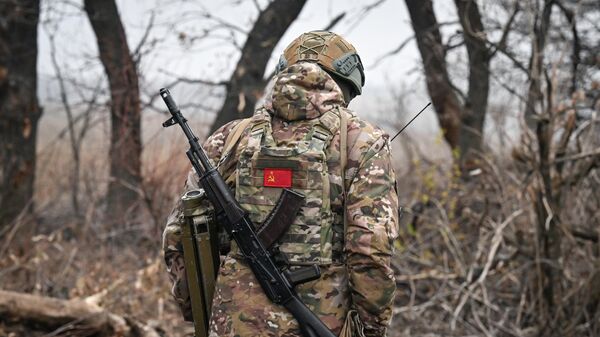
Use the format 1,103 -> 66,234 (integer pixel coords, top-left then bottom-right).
257,188 -> 305,248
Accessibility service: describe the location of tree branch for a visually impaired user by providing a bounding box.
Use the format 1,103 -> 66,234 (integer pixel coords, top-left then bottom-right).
132,12 -> 156,65
323,11 -> 346,31
555,0 -> 580,94
371,35 -> 414,68
489,1 -> 520,58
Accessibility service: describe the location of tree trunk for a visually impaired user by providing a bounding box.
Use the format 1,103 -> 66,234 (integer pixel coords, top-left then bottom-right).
405,0 -> 492,167
0,0 -> 41,226
525,0 -> 554,129
454,0 -> 490,163
404,0 -> 462,150
210,0 -> 306,133
534,113 -> 563,334
85,0 -> 142,221
525,1 -> 563,332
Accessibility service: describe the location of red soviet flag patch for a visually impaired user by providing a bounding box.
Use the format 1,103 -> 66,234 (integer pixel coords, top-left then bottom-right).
263,168 -> 292,188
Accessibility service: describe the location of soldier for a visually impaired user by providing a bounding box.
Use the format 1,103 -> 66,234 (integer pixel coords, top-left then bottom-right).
163,31 -> 398,337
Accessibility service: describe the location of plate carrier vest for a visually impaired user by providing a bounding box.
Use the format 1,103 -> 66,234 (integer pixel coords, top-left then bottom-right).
229,108 -> 346,266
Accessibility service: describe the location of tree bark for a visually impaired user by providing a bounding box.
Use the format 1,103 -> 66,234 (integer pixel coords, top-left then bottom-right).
454,0 -> 490,162
404,0 -> 462,150
405,0 -> 492,167
0,0 -> 41,226
84,0 -> 142,221
210,0 -> 306,133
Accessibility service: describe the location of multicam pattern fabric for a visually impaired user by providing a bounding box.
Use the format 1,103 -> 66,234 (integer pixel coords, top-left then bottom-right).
269,62 -> 345,121
210,256 -> 350,336
163,61 -> 398,337
233,107 -> 340,265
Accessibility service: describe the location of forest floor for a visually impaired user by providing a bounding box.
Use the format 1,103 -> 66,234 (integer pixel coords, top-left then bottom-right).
1,126 -> 599,337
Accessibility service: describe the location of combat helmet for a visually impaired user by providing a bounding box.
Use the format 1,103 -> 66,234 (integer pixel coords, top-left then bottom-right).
276,30 -> 365,96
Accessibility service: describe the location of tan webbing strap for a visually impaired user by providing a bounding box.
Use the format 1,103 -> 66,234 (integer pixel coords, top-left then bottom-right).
222,118 -> 252,158
340,110 -> 348,239
215,118 -> 252,184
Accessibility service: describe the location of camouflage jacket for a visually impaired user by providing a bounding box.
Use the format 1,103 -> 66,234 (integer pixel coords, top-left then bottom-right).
163,62 -> 398,337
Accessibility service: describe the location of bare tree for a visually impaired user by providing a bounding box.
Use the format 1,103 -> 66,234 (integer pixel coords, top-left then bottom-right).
454,0 -> 490,164
404,0 -> 520,167
404,0 -> 462,157
0,0 -> 41,226
45,20 -> 100,221
84,0 -> 142,221
210,0 -> 306,132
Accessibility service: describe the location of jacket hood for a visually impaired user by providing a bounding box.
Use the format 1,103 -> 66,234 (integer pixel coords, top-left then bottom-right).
265,62 -> 345,121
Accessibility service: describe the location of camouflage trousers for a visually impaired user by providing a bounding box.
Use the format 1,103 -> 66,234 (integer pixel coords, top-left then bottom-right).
209,255 -> 350,337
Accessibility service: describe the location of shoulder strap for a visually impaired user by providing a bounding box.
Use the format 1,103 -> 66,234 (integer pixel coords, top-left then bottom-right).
340,110 -> 348,238
221,118 -> 253,159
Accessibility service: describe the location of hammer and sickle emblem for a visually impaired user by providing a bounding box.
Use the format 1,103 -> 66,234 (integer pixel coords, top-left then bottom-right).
267,171 -> 276,183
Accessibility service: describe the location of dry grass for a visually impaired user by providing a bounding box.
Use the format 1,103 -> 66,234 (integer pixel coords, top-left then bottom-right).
1,107 -> 599,337
1,111 -> 201,336
389,146 -> 600,337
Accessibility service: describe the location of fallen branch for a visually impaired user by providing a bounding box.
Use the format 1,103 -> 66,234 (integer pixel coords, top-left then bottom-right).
0,289 -> 160,337
553,147 -> 600,164
570,228 -> 599,243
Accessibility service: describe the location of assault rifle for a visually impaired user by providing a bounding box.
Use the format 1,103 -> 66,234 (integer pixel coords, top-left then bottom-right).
160,88 -> 336,337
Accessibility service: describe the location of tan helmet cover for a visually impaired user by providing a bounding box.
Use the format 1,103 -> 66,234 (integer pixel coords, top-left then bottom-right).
277,30 -> 365,95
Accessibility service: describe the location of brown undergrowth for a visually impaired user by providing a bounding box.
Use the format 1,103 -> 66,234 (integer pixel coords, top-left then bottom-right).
1,106 -> 599,336
390,115 -> 600,336
0,116 -> 196,336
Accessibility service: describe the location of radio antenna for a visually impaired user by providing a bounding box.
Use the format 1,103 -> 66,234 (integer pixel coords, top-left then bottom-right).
390,102 -> 431,142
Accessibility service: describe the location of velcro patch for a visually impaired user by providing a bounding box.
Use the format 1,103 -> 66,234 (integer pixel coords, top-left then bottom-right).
263,168 -> 292,188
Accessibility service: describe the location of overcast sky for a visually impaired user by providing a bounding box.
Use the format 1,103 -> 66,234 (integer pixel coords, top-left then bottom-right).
39,0 -> 458,84
37,0 -> 463,137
